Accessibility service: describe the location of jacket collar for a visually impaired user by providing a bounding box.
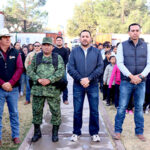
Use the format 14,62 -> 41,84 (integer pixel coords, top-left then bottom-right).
128,38 -> 143,46
79,46 -> 93,52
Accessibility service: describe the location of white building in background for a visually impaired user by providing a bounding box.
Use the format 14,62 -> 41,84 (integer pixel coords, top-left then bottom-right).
10,33 -> 45,45
0,12 -> 4,30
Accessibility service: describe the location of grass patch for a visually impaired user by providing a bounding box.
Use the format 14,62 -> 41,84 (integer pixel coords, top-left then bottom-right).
102,100 -> 150,150
0,96 -> 32,150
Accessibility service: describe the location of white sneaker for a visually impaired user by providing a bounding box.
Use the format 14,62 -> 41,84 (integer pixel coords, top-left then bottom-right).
91,134 -> 101,142
145,105 -> 149,114
20,92 -> 23,96
71,134 -> 79,142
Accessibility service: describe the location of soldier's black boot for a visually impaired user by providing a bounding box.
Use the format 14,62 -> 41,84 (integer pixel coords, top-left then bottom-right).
52,125 -> 59,142
31,124 -> 42,142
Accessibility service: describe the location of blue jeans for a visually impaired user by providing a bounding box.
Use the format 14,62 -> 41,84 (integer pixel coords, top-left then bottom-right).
0,87 -> 20,139
115,80 -> 145,135
114,84 -> 120,108
73,83 -> 99,136
19,73 -> 25,93
26,75 -> 31,102
62,70 -> 68,102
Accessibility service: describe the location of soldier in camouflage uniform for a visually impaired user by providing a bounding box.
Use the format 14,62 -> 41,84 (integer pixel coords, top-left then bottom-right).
27,37 -> 65,142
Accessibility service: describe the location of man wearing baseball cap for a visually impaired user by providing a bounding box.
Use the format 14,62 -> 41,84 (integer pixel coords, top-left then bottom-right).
0,28 -> 23,145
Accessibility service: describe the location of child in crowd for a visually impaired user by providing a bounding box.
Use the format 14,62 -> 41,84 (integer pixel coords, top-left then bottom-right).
103,51 -> 111,100
109,64 -> 121,108
103,55 -> 116,105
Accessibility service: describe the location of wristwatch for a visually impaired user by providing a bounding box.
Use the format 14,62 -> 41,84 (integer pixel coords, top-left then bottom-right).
138,75 -> 143,80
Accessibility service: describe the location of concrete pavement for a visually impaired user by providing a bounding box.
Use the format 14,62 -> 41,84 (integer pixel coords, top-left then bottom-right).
19,75 -> 114,150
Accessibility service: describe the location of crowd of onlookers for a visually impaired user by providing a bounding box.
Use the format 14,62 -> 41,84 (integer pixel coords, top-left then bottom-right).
10,40 -> 71,105
10,40 -> 150,113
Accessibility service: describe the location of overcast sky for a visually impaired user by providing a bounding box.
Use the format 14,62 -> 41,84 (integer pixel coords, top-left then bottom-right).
46,0 -> 84,30
0,0 -> 85,30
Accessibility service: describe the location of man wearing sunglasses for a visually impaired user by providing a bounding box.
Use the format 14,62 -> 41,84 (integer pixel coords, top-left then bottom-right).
114,23 -> 150,141
25,41 -> 41,69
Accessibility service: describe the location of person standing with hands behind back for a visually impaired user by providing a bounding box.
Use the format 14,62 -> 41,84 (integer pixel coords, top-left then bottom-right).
68,30 -> 103,142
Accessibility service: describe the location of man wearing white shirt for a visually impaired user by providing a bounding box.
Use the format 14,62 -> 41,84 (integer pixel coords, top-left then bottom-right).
114,23 -> 150,142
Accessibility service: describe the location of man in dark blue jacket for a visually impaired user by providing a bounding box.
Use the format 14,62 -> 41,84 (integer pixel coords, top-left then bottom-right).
68,30 -> 104,142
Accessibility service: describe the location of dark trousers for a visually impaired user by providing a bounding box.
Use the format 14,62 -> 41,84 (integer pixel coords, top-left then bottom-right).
73,83 -> 99,136
107,85 -> 115,105
143,78 -> 150,110
103,85 -> 108,100
143,94 -> 150,111
62,70 -> 68,102
99,75 -> 103,93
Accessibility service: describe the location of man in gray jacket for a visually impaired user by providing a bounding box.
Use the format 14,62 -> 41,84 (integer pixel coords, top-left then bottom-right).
68,30 -> 104,142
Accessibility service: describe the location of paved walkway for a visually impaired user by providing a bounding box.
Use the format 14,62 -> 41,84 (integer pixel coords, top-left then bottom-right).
19,75 -> 114,150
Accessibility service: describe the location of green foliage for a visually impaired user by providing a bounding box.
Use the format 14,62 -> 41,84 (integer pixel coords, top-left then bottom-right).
67,0 -> 150,37
4,0 -> 48,32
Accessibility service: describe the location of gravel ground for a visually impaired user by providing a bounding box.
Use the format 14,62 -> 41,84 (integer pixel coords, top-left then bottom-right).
102,100 -> 150,150
1,96 -> 32,150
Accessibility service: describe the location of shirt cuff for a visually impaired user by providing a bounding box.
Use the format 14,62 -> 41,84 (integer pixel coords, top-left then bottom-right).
9,79 -> 15,86
0,79 -> 5,86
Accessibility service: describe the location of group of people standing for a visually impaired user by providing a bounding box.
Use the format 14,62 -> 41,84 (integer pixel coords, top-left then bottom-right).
0,22 -> 149,147
97,23 -> 150,142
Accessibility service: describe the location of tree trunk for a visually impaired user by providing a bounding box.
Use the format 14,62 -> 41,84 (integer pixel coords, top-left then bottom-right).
24,20 -> 27,32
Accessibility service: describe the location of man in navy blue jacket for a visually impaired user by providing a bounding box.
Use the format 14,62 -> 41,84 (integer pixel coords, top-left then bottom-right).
68,30 -> 104,142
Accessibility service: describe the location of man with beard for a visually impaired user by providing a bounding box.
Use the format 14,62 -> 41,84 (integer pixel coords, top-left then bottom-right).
53,37 -> 69,105
68,30 -> 104,142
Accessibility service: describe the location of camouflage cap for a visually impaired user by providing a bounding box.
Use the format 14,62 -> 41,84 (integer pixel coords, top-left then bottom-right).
42,37 -> 53,45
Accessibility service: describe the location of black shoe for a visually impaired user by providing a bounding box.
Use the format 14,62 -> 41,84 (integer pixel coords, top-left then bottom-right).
52,125 -> 59,142
31,124 -> 42,142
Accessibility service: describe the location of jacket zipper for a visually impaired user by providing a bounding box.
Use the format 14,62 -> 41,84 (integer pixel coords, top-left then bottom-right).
0,51 -> 7,68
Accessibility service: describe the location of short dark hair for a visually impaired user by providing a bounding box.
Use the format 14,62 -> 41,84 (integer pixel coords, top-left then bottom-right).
93,44 -> 98,48
14,42 -> 20,47
79,30 -> 91,37
109,55 -> 116,61
128,23 -> 141,32
105,51 -> 111,55
98,43 -> 103,46
56,36 -> 63,40
22,46 -> 29,53
34,41 -> 40,45
103,44 -> 111,48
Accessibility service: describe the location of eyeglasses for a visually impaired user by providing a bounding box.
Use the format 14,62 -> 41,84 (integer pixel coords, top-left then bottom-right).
34,45 -> 40,47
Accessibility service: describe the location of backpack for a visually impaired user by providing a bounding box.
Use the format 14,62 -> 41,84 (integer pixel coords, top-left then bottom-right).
29,52 -> 67,91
